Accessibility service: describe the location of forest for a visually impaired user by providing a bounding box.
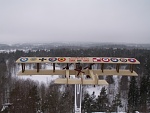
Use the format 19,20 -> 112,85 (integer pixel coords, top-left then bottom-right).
0,46 -> 150,113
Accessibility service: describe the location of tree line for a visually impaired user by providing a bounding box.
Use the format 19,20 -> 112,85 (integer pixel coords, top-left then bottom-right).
0,47 -> 150,112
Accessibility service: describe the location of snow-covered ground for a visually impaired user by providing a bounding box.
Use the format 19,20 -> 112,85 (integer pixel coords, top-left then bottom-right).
19,74 -> 59,84
13,63 -> 60,85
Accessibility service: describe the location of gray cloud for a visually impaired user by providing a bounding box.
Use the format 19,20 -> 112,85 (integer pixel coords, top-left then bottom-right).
0,0 -> 150,44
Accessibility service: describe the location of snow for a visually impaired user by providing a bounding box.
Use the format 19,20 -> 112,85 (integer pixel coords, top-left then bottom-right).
1,103 -> 13,111
14,64 -> 60,85
1,106 -> 7,112
20,75 -> 59,84
13,63 -> 128,112
85,85 -> 108,97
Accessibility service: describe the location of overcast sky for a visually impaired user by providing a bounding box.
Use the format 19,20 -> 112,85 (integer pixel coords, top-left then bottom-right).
0,0 -> 150,44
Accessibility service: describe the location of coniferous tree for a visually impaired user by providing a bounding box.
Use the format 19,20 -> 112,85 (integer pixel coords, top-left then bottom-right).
82,92 -> 96,113
39,83 -> 47,112
10,80 -> 25,113
45,84 -> 62,113
27,85 -> 40,113
139,76 -> 149,112
59,89 -> 74,113
95,87 -> 109,112
111,93 -> 122,112
120,76 -> 128,91
147,76 -> 150,111
128,76 -> 139,112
